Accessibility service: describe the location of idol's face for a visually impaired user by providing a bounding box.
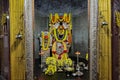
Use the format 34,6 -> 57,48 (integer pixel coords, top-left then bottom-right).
54,20 -> 69,40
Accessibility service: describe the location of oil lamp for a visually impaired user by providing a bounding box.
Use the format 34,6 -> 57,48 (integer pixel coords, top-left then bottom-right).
75,51 -> 80,70
73,51 -> 83,76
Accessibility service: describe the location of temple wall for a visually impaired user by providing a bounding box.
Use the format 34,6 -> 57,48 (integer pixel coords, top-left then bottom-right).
72,11 -> 88,57
112,0 -> 120,80
34,10 -> 48,58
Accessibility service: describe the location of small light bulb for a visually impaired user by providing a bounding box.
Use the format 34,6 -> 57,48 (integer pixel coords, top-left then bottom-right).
6,16 -> 9,19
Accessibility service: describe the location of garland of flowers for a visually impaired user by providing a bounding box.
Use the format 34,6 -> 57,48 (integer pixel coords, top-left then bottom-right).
49,13 -> 72,30
53,28 -> 68,42
41,32 -> 50,50
68,30 -> 72,44
52,41 -> 67,59
63,13 -> 71,23
64,58 -> 72,66
46,57 -> 56,65
57,59 -> 64,67
45,65 -> 57,75
50,13 -> 59,24
45,57 -> 57,75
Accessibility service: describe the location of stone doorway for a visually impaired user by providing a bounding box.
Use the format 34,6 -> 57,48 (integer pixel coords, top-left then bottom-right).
24,0 -> 98,80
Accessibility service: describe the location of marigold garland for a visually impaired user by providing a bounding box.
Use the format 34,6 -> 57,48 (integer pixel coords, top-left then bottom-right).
45,65 -> 57,75
41,32 -> 50,50
64,58 -> 73,66
46,57 -> 56,65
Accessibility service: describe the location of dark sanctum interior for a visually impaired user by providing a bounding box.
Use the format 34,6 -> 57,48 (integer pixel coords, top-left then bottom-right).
34,0 -> 89,80
0,0 -> 119,80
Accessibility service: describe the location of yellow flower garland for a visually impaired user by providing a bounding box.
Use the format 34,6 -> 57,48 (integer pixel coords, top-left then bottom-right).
64,58 -> 72,66
49,13 -> 72,30
46,57 -> 56,65
41,32 -> 50,50
53,28 -> 68,42
50,13 -> 59,24
63,13 -> 71,23
45,65 -> 57,75
45,57 -> 57,75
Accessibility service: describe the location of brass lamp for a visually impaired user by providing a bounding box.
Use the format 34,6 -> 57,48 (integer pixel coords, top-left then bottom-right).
75,51 -> 80,71
75,51 -> 80,55
72,51 -> 83,76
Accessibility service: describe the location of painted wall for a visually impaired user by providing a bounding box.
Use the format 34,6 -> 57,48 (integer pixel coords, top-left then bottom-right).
9,0 -> 26,80
98,0 -> 112,80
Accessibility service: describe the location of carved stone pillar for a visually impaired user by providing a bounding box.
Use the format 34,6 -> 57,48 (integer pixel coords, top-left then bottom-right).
24,0 -> 34,80
89,0 -> 98,80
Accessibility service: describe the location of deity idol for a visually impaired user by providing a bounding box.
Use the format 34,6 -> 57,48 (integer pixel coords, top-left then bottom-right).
49,13 -> 72,60
39,31 -> 52,68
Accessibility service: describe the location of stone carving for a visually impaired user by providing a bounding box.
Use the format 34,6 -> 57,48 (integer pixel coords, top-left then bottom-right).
89,0 -> 98,80
24,0 -> 34,80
